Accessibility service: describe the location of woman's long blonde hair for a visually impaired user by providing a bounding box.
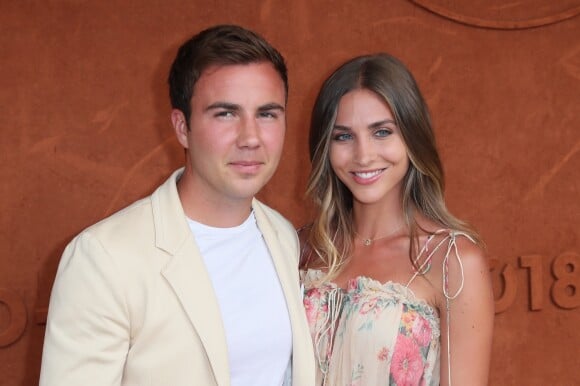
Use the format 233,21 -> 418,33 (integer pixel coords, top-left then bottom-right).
304,53 -> 479,279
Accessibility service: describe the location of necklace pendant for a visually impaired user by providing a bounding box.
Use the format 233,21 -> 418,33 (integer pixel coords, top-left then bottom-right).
363,239 -> 372,246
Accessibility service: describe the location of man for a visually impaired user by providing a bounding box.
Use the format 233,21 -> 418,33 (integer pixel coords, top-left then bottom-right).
39,25 -> 315,386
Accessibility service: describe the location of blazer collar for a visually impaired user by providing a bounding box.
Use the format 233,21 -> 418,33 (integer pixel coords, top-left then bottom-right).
150,168 -> 189,255
152,168 -> 230,386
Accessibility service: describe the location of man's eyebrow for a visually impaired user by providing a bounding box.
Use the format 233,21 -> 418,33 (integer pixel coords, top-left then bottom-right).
205,102 -> 240,112
258,103 -> 285,112
205,102 -> 285,113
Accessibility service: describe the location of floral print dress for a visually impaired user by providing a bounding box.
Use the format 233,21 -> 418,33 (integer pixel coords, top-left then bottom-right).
301,230 -> 472,386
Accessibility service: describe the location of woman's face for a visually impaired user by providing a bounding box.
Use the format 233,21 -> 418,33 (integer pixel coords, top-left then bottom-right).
329,88 -> 409,207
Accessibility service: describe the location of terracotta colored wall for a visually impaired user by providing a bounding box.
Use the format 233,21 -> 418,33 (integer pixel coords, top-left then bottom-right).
1,1 -> 578,385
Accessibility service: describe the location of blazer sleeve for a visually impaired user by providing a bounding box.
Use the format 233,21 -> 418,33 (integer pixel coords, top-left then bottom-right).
39,230 -> 130,386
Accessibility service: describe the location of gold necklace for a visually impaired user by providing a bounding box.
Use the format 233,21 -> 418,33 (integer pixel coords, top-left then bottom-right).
355,224 -> 403,246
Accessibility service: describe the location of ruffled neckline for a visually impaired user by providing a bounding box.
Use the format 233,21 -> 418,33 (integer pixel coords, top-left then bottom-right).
302,268 -> 440,320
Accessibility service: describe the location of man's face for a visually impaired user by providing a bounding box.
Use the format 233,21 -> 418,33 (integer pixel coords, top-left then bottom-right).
173,62 -> 286,207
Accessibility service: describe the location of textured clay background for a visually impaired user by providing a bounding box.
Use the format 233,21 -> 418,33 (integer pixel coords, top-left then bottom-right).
0,1 -> 579,385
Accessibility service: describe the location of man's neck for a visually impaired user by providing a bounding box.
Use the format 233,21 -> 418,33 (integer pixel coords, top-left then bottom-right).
176,176 -> 254,228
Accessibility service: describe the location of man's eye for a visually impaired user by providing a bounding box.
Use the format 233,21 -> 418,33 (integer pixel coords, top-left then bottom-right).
215,111 -> 234,118
259,111 -> 277,119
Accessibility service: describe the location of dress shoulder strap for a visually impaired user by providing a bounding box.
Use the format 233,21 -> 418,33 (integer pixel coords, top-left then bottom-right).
405,229 -> 475,291
406,229 -> 476,386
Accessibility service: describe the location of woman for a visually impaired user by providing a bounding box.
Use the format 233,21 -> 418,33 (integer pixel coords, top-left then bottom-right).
300,53 -> 494,385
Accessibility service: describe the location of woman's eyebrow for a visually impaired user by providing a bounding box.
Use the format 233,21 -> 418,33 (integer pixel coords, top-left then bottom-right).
369,119 -> 396,129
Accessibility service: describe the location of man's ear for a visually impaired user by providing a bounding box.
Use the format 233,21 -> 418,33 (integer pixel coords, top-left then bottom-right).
171,109 -> 189,148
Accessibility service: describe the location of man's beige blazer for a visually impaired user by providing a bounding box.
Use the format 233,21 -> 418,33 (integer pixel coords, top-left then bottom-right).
39,169 -> 315,386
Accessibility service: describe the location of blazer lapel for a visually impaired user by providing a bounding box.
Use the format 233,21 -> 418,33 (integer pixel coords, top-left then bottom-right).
152,170 -> 230,386
161,245 -> 230,386
252,200 -> 315,386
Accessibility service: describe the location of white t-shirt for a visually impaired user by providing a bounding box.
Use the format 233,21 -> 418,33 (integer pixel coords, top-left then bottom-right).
187,211 -> 292,386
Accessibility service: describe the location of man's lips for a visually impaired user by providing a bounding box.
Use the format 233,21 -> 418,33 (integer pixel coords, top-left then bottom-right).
228,160 -> 264,174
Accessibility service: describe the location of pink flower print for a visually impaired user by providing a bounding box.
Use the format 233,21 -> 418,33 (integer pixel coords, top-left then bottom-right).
377,346 -> 389,362
347,278 -> 358,291
350,290 -> 362,303
401,310 -> 417,331
390,334 -> 425,386
412,316 -> 432,347
306,287 -> 321,299
359,297 -> 378,315
303,297 -> 317,325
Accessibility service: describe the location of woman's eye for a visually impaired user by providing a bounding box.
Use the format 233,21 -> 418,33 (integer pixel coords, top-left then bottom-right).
375,129 -> 392,137
333,133 -> 352,141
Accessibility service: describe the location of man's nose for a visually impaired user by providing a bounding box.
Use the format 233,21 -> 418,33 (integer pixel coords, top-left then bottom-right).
237,117 -> 260,148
